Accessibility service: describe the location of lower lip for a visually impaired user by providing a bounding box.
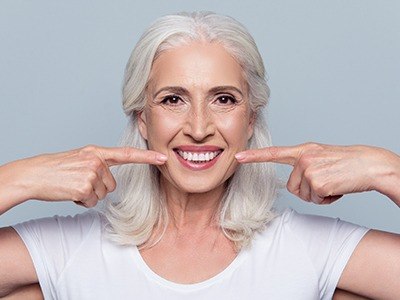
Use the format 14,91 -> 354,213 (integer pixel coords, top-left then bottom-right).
174,151 -> 221,171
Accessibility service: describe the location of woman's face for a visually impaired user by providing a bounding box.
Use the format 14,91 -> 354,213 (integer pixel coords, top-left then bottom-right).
138,41 -> 254,194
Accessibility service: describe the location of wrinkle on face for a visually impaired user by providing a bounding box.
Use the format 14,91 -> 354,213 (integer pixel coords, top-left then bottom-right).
139,41 -> 255,229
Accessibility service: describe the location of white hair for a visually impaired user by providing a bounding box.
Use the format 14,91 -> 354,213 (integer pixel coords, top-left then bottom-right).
103,11 -> 278,250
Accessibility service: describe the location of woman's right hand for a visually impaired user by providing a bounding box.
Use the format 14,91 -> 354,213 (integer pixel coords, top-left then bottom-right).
0,145 -> 167,213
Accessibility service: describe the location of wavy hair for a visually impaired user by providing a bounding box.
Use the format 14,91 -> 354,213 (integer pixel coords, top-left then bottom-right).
103,11 -> 278,250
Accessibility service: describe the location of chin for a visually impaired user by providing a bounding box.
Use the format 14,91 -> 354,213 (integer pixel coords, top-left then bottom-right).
158,163 -> 236,195
174,180 -> 223,194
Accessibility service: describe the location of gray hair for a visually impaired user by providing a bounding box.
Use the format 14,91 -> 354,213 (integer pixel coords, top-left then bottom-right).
103,11 -> 278,250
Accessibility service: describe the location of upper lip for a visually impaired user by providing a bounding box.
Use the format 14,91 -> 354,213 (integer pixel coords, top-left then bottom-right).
174,145 -> 223,152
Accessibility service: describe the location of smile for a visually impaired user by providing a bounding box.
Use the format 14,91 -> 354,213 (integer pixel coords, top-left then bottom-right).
177,150 -> 222,163
173,146 -> 223,171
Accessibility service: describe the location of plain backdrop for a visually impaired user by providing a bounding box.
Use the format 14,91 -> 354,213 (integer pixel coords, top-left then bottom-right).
1,0 -> 399,232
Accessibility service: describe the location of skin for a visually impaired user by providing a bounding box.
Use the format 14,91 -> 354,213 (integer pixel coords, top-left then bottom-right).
137,41 -> 253,283
0,146 -> 166,296
138,41 -> 254,223
236,143 -> 400,298
0,41 -> 400,298
236,143 -> 400,206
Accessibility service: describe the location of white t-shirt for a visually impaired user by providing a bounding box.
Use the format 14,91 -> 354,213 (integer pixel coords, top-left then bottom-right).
13,209 -> 369,300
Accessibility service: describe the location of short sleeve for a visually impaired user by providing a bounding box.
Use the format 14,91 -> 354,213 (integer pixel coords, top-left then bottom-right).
12,210 -> 101,299
285,209 -> 370,299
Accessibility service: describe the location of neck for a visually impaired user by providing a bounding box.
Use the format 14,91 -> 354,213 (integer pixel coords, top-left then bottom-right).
160,176 -> 225,233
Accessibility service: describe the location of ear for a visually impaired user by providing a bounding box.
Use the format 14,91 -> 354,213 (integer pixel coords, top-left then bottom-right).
137,111 -> 148,140
247,111 -> 256,140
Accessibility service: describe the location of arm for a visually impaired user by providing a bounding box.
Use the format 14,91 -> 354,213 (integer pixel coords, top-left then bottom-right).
337,230 -> 400,299
236,143 -> 400,298
236,143 -> 400,206
0,160 -> 32,215
0,227 -> 38,297
0,283 -> 43,300
0,145 -> 167,214
0,145 -> 167,296
333,288 -> 371,300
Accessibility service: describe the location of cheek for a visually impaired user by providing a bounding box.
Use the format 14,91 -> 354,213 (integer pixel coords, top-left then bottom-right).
146,112 -> 183,149
217,113 -> 251,147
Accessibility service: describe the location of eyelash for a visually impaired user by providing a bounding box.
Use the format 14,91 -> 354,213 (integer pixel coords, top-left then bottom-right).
160,94 -> 238,105
215,95 -> 237,105
160,95 -> 182,105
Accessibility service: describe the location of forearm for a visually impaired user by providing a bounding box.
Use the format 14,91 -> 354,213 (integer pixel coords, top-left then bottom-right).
372,148 -> 400,207
0,160 -> 32,215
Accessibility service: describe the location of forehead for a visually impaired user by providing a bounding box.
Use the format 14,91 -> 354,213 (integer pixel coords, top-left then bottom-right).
148,41 -> 247,92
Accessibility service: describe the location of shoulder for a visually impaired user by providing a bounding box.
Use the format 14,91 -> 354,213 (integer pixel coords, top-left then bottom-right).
260,208 -> 369,239
13,209 -> 102,231
252,208 -> 370,274
12,209 -> 105,252
249,209 -> 370,298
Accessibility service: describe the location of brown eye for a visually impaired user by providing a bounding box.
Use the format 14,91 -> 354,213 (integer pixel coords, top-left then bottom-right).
216,95 -> 237,105
161,95 -> 182,105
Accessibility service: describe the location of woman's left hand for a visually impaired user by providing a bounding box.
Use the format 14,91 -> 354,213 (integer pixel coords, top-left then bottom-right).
235,143 -> 400,206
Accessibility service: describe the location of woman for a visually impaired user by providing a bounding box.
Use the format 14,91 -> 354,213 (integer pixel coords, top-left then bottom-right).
0,11 -> 399,299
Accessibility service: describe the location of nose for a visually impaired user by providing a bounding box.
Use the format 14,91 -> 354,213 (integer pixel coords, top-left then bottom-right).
182,102 -> 215,141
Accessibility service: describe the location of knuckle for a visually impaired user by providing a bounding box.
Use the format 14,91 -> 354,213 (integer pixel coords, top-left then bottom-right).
298,154 -> 314,169
108,180 -> 117,192
82,144 -> 98,153
122,147 -> 134,160
311,196 -> 323,204
71,195 -> 80,202
98,192 -> 107,200
78,146 -> 100,162
84,200 -> 96,208
304,142 -> 324,152
286,181 -> 297,195
87,158 -> 103,170
97,187 -> 107,200
311,195 -> 323,204
313,182 -> 327,196
286,186 -> 295,195
78,183 -> 93,198
267,146 -> 280,160
297,157 -> 308,169
299,193 -> 309,202
85,170 -> 98,183
303,168 -> 314,180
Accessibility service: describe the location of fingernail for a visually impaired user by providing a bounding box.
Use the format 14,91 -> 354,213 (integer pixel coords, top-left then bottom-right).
157,154 -> 168,162
235,152 -> 245,161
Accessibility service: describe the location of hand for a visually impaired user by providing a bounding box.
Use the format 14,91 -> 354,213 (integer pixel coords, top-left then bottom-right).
235,143 -> 400,205
5,145 -> 167,208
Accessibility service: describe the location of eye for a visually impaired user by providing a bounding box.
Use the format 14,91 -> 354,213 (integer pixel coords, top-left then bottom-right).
160,95 -> 182,105
215,94 -> 237,105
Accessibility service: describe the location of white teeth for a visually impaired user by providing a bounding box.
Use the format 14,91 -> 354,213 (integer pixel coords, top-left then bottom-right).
177,150 -> 222,162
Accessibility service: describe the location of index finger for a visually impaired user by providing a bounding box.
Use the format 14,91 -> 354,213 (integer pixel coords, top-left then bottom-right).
97,146 -> 168,166
235,145 -> 301,165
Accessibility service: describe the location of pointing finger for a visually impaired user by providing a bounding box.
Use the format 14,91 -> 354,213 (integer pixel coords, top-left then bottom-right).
97,146 -> 168,166
235,146 -> 301,165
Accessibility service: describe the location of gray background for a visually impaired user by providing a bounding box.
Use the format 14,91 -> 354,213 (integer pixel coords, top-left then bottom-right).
1,0 -> 399,231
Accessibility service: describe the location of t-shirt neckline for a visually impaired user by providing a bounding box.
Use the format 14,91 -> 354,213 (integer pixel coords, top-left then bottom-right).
132,245 -> 248,291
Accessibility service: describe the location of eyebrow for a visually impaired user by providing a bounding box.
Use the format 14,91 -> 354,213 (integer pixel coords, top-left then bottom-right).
153,85 -> 244,98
